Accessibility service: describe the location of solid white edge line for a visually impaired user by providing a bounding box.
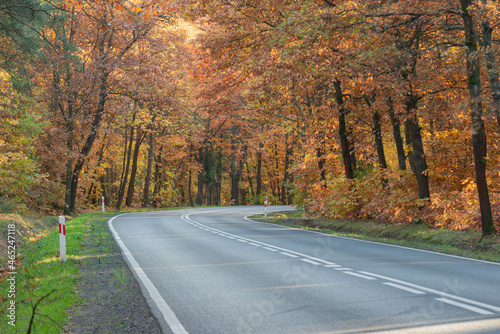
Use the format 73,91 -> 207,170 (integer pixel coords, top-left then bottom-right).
383,282 -> 426,295
436,298 -> 494,315
108,214 -> 188,334
359,271 -> 500,313
243,215 -> 500,267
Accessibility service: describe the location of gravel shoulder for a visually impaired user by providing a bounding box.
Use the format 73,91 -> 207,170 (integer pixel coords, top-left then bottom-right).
65,215 -> 161,334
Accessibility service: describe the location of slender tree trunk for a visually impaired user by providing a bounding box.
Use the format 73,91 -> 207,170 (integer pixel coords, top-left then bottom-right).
246,160 -> 255,201
481,19 -> 500,132
230,152 -> 239,205
142,133 -> 154,207
282,134 -> 291,204
240,161 -> 247,205
373,111 -> 387,169
461,0 -> 496,236
117,127 -> 129,203
405,94 -> 430,200
334,80 -> 354,179
387,96 -> 407,171
152,146 -> 163,207
195,147 -> 205,206
274,144 -> 281,200
63,133 -> 73,215
256,143 -> 263,197
215,149 -> 222,206
69,73 -> 108,213
116,125 -> 134,209
125,130 -> 145,207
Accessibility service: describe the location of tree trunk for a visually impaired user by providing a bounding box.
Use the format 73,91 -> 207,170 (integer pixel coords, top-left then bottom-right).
195,147 -> 205,206
215,150 -> 222,206
256,142 -> 263,197
481,19 -> 500,133
230,152 -> 239,205
68,73 -> 108,213
117,124 -> 135,209
274,144 -> 281,201
334,80 -> 354,179
405,95 -> 430,200
387,96 -> 407,171
282,134 -> 291,204
460,0 -> 496,236
125,130 -> 145,207
152,146 -> 163,207
372,111 -> 387,169
142,133 -> 154,207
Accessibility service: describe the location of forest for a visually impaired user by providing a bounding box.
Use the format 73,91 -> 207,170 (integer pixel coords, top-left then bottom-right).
1,0 -> 500,237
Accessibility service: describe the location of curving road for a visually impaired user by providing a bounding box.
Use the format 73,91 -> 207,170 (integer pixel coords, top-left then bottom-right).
108,206 -> 500,334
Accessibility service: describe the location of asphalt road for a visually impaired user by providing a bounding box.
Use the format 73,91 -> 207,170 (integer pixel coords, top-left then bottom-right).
108,206 -> 500,334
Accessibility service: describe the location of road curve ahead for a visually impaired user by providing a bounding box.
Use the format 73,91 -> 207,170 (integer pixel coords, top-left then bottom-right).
108,206 -> 500,334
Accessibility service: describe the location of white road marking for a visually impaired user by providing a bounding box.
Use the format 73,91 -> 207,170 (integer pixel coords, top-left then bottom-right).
383,282 -> 426,295
181,212 -> 500,316
323,264 -> 341,268
280,252 -> 299,258
436,298 -> 494,315
183,214 -> 340,267
359,271 -> 500,313
109,214 -> 188,334
301,258 -> 322,265
343,271 -> 377,280
244,213 -> 500,268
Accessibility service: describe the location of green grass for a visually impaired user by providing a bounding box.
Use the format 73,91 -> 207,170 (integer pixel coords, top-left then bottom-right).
251,211 -> 500,263
0,213 -> 88,333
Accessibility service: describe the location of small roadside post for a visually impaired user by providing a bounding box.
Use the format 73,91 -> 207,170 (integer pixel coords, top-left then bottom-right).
102,196 -> 105,213
59,216 -> 66,262
264,196 -> 268,218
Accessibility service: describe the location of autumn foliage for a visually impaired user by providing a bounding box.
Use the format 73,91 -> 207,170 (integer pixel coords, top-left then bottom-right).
1,0 -> 500,236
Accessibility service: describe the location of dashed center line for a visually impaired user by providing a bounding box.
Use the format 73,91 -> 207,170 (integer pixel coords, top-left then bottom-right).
181,213 -> 500,316
343,271 -> 377,280
436,298 -> 494,315
280,252 -> 299,258
383,282 -> 426,295
301,258 -> 322,265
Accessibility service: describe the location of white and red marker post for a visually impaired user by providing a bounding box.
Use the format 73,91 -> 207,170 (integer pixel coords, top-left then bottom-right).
264,196 -> 268,217
102,196 -> 105,213
59,216 -> 66,262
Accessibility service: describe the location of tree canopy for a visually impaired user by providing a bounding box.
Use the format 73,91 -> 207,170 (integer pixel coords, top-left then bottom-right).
1,0 -> 500,236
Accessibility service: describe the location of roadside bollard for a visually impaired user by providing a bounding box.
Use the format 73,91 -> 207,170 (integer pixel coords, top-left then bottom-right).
264,196 -> 268,217
59,216 -> 66,262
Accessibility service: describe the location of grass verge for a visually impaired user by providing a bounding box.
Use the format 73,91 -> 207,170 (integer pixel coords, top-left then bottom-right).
0,213 -> 87,333
0,207 -> 191,333
251,211 -> 500,263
